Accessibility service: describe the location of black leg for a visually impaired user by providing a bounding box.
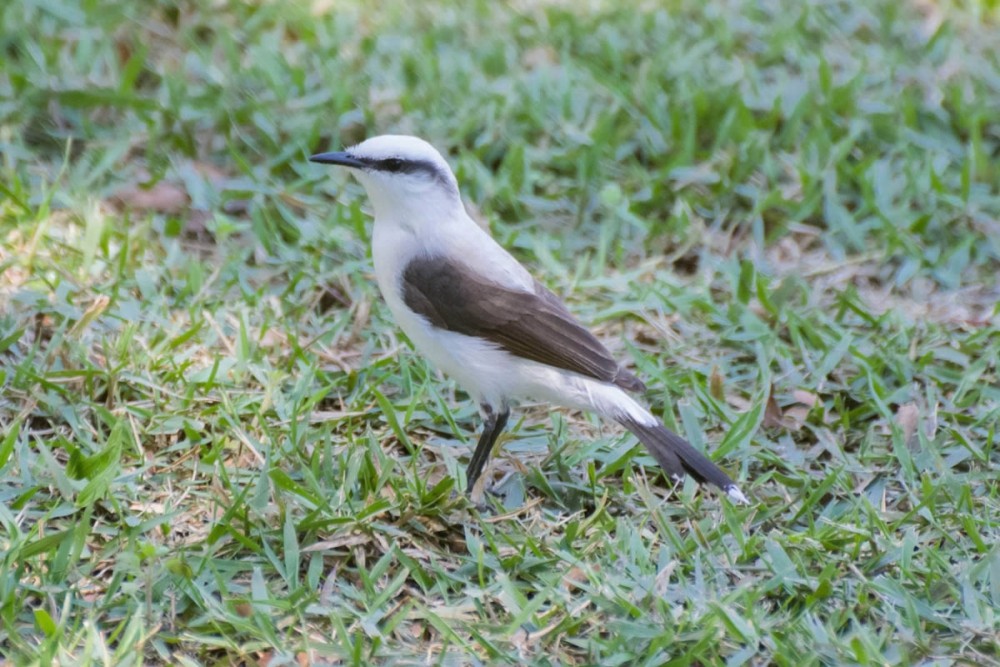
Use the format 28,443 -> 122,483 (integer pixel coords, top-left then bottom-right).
465,403 -> 510,493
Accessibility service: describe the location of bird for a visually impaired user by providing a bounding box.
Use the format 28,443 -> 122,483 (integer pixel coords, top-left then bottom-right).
310,135 -> 747,504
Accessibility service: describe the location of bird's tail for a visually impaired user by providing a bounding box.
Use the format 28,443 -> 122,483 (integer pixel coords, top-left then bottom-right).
618,416 -> 748,504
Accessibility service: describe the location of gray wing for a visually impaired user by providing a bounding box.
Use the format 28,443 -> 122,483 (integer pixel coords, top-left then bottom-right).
401,256 -> 645,392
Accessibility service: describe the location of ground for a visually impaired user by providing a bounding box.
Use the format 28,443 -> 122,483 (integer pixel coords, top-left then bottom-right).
1,0 -> 999,665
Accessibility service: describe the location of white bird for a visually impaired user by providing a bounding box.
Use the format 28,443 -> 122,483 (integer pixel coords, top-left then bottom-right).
311,135 -> 747,504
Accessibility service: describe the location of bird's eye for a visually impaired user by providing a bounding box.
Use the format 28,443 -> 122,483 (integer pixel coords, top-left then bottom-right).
382,158 -> 404,172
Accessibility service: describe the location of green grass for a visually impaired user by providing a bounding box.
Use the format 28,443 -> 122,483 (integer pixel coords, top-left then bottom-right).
2,0 -> 1000,664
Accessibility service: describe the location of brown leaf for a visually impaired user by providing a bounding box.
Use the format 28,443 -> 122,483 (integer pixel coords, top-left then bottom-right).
896,403 -> 920,449
709,366 -> 725,401
762,384 -> 784,429
562,565 -> 592,592
112,181 -> 188,213
302,532 -> 372,552
783,406 -> 810,431
793,389 -> 819,407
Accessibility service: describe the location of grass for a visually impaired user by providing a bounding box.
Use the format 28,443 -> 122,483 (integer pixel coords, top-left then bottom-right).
2,0 -> 1000,664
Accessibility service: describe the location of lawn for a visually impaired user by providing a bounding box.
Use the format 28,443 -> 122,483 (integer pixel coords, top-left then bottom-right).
2,0 -> 999,664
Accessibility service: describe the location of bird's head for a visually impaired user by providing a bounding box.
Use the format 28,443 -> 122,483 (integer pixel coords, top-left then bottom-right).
310,135 -> 461,222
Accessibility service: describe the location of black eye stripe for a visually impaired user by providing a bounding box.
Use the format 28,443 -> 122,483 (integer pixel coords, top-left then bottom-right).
379,158 -> 405,172
370,157 -> 441,178
356,154 -> 457,192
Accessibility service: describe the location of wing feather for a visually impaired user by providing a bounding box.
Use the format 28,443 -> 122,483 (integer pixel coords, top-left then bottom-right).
401,256 -> 645,392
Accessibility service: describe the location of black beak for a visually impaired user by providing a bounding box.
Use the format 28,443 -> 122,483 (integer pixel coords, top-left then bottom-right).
309,151 -> 367,169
